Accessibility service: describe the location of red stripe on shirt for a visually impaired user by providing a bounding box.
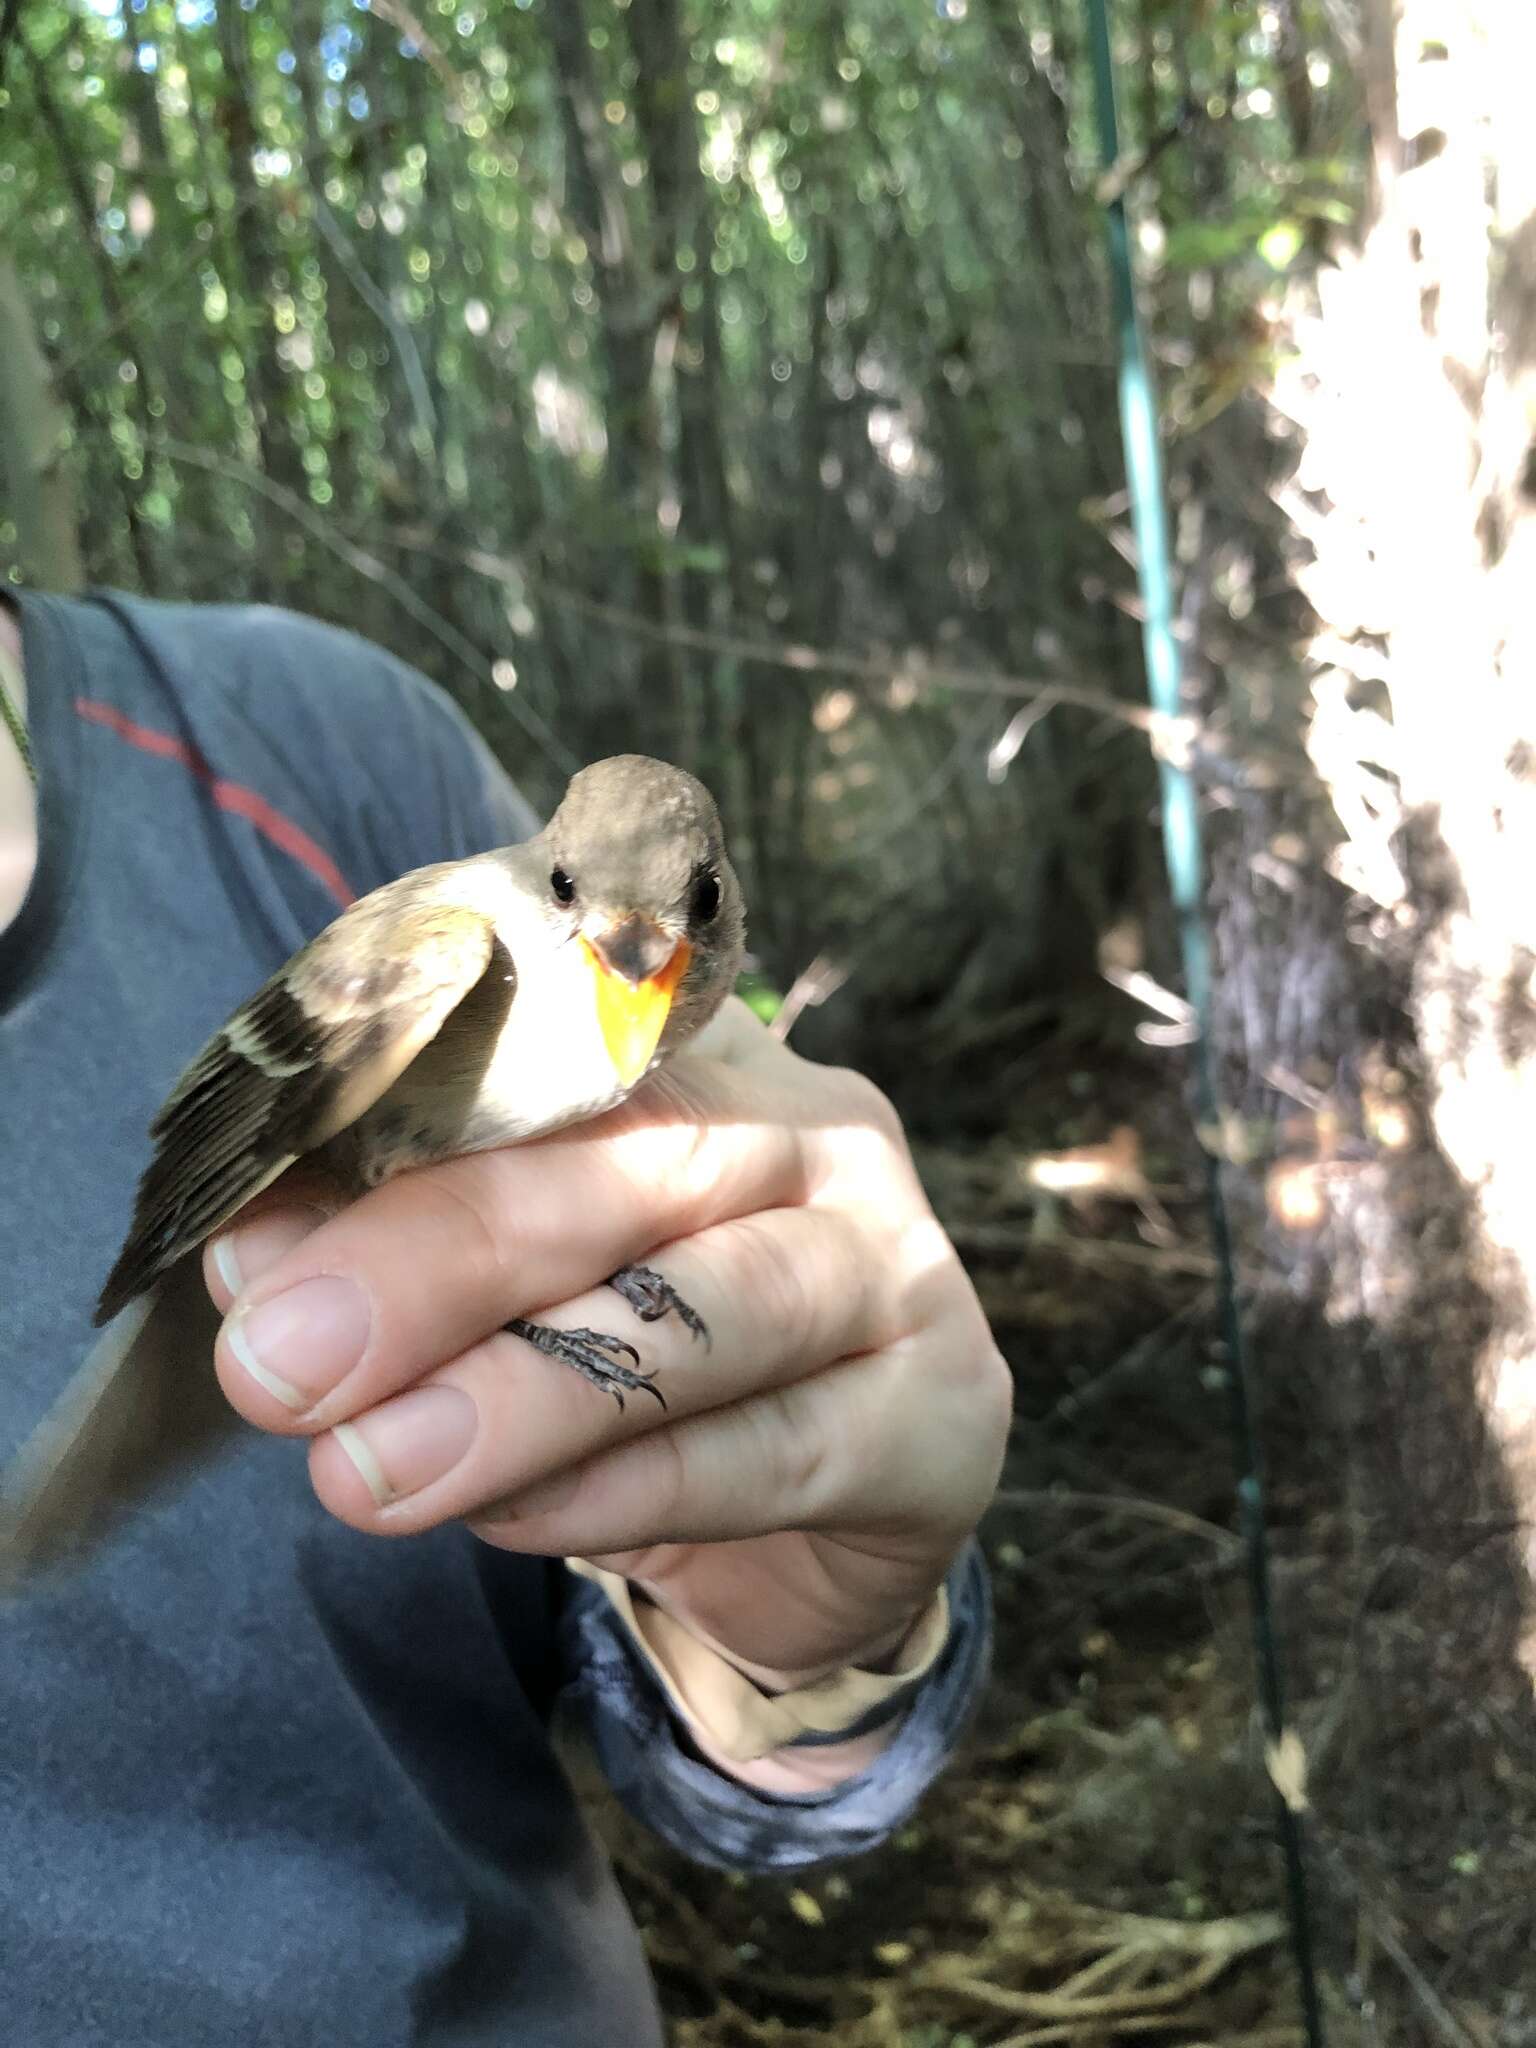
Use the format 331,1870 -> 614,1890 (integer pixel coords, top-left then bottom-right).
74,696 -> 356,909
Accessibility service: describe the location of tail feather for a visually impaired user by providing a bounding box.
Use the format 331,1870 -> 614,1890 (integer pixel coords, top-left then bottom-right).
1,1258 -> 233,1589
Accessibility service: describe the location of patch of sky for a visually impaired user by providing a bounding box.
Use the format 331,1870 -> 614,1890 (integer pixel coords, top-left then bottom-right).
319,23 -> 358,63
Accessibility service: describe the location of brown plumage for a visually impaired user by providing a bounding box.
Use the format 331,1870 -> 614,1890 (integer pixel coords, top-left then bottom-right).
3,755 -> 746,1582
95,890 -> 504,1322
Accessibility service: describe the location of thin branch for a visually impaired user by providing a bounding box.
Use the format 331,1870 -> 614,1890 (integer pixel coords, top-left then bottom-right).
312,197 -> 436,441
546,585 -> 1158,725
47,108 -> 428,389
853,706 -> 998,858
157,439 -> 578,774
1314,1835 -> 1484,2048
949,1217 -> 1226,1278
1042,1295 -> 1213,1426
988,1486 -> 1242,1554
379,528 -> 1169,733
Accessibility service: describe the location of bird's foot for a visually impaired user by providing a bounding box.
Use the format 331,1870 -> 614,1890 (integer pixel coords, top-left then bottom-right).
504,1318 -> 666,1410
607,1263 -> 711,1348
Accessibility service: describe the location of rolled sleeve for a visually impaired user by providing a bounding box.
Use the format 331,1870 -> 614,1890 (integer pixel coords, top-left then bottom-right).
558,1541 -> 991,1872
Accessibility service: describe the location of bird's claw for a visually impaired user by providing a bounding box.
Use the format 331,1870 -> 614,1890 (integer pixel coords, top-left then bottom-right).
504,1267 -> 707,1410
504,1317 -> 667,1410
607,1263 -> 711,1348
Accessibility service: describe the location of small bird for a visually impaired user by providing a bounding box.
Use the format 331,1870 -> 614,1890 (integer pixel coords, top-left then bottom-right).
1,755 -> 745,1580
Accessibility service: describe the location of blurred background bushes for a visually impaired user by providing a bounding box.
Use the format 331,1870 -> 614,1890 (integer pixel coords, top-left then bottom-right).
0,0 -> 1353,1099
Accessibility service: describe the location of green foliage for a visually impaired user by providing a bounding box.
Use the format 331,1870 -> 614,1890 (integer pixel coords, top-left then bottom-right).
0,0 -> 1360,1047
736,971 -> 784,1024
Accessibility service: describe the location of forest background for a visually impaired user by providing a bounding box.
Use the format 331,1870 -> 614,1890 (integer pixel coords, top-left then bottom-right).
5,1 -> 1535,2043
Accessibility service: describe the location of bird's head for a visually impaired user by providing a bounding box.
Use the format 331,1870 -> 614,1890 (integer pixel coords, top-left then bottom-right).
542,756 -> 746,1086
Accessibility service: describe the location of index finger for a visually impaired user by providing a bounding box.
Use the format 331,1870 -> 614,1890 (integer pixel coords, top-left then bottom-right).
208,1048 -> 822,1435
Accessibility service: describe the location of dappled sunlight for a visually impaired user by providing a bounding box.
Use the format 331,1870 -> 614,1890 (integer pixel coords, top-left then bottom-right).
1271,0 -> 1536,1422
531,364 -> 606,466
9,0 -> 1536,2034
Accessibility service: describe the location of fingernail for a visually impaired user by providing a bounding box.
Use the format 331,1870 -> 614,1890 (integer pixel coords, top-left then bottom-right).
213,1207 -> 330,1297
330,1388 -> 479,1506
226,1276 -> 371,1412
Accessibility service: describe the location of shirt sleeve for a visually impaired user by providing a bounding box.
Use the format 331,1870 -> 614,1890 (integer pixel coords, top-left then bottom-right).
557,1541 -> 991,1872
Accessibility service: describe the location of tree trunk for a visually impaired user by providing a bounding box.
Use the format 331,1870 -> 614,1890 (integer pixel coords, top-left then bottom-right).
22,37 -> 158,586
212,0 -> 309,589
545,0 -> 679,734
1218,0 -> 1536,2016
0,257 -> 85,591
1275,0 -> 1536,1570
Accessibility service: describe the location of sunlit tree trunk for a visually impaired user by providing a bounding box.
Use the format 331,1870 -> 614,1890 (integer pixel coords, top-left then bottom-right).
1208,4 -> 1536,2018
1274,0 -> 1536,1606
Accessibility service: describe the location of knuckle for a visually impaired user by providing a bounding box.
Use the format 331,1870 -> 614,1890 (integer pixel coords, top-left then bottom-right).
875,1217 -> 971,1346
643,1421 -> 693,1527
808,1069 -> 912,1199
731,1213 -> 819,1358
756,1388 -> 829,1515
653,1103 -> 718,1200
832,1066 -> 906,1146
414,1155 -> 525,1296
959,1316 -> 1015,1438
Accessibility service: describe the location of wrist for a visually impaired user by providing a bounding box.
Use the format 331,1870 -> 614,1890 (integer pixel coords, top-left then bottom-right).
709,1609 -> 930,1697
570,1559 -> 951,1766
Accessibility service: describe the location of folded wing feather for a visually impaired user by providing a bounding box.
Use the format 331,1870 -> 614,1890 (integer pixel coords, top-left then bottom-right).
95,879 -> 501,1324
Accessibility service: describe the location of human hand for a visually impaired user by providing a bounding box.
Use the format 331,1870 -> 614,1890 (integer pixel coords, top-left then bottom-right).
205,1000 -> 1011,1771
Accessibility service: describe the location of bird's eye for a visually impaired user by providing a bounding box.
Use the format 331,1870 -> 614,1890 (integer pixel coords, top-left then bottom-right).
691,872 -> 721,925
550,866 -> 576,906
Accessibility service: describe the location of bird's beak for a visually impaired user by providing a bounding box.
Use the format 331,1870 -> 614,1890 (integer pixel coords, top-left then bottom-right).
580,919 -> 692,1086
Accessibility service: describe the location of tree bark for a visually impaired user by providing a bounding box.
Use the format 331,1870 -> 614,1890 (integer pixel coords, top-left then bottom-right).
212,0 -> 309,588
545,0 -> 678,732
0,256 -> 85,591
1221,0 -> 1536,2010
21,36 -> 158,586
1274,0 -> 1536,1544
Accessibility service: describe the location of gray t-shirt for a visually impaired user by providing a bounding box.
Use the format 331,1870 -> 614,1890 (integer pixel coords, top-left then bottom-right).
0,589 -> 990,2046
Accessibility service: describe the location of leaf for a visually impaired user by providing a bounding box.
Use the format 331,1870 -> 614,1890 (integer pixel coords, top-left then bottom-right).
1164,208 -> 1275,269
737,972 -> 784,1023
1265,1728 -> 1310,1813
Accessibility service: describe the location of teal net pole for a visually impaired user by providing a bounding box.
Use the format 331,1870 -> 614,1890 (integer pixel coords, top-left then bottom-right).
1081,5 -> 1325,2040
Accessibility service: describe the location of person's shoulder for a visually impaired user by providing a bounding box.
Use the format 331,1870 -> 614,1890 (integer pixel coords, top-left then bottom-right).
104,592 -> 457,750
92,592 -> 541,880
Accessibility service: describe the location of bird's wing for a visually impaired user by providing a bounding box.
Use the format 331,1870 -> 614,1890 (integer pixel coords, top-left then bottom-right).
95,879 -> 503,1324
0,1256 -> 229,1588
